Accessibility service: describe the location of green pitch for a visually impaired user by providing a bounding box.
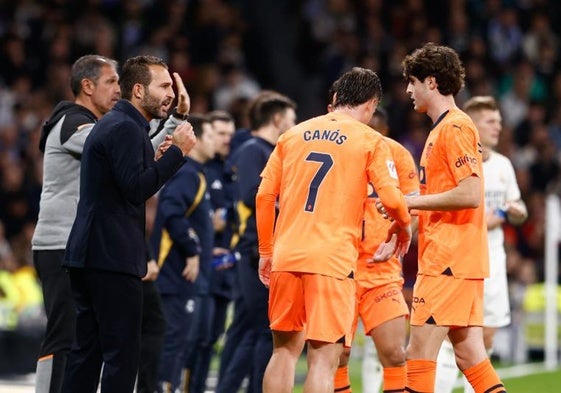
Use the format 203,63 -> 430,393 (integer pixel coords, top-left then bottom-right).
453,367 -> 561,393
293,357 -> 561,392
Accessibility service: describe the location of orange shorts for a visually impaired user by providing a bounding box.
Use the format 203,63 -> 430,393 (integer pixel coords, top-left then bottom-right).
354,281 -> 409,336
268,271 -> 355,347
410,274 -> 483,327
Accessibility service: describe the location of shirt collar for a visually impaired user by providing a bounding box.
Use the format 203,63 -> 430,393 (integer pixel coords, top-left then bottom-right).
113,99 -> 151,133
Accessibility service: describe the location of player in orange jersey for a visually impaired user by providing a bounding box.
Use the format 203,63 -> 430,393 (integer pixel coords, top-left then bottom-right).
255,67 -> 412,393
399,43 -> 506,393
331,107 -> 420,393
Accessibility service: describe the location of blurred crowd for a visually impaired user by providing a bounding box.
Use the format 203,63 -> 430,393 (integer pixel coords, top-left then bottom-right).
0,0 -> 560,363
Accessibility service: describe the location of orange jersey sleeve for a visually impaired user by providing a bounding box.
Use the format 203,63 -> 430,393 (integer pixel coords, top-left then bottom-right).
367,139 -> 411,228
256,177 -> 279,258
417,108 -> 489,278
356,138 -> 419,287
256,112 -> 408,279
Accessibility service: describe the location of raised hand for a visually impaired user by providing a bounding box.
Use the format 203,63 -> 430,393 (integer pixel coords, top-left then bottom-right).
172,121 -> 197,156
173,72 -> 190,116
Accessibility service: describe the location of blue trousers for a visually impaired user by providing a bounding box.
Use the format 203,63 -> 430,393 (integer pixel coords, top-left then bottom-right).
215,252 -> 272,393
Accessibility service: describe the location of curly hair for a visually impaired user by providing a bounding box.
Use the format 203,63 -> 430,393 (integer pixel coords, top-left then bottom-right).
402,42 -> 465,96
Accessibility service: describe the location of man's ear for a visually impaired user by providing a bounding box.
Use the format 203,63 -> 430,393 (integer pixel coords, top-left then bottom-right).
427,76 -> 437,90
81,79 -> 95,96
272,112 -> 283,128
133,83 -> 144,100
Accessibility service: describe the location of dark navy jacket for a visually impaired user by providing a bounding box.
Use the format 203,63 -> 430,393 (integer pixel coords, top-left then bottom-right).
152,157 -> 214,296
205,155 -> 234,249
63,100 -> 185,277
230,136 -> 275,254
205,155 -> 236,299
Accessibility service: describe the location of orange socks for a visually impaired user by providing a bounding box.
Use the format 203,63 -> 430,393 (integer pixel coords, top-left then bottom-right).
334,365 -> 352,392
463,358 -> 506,393
405,359 -> 436,392
383,365 -> 406,392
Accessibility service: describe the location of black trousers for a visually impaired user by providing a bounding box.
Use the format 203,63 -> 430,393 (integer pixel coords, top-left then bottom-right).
137,281 -> 166,393
33,250 -> 76,393
61,268 -> 143,393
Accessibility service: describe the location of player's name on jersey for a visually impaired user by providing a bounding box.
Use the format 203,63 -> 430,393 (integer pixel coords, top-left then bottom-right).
303,129 -> 347,145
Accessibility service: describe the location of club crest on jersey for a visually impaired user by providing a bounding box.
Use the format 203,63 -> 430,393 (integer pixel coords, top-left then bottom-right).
424,142 -> 433,159
386,160 -> 398,179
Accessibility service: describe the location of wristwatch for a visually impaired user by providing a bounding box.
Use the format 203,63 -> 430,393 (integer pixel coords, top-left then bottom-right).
171,108 -> 189,121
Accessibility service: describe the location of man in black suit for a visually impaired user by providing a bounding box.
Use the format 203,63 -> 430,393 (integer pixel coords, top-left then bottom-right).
61,55 -> 196,393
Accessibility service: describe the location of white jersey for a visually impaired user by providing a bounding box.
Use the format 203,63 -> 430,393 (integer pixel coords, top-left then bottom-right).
482,150 -> 521,327
483,151 -> 521,274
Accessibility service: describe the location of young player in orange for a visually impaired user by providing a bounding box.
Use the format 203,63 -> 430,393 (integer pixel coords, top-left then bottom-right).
255,67 -> 411,393
331,107 -> 420,393
400,43 -> 506,393
435,97 -> 527,393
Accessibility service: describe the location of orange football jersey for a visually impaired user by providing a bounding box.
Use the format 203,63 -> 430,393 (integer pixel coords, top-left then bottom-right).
417,108 -> 489,278
256,112 -> 410,279
356,137 -> 419,287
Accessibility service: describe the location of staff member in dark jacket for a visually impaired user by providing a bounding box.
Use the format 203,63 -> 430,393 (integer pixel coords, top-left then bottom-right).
150,114 -> 215,392
216,91 -> 296,393
61,55 -> 196,393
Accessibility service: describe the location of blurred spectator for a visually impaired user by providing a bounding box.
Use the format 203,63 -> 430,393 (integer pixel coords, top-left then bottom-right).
212,62 -> 260,112
487,6 -> 523,69
499,59 -> 546,130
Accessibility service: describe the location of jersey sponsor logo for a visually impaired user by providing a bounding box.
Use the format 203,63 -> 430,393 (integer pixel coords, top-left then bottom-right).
412,296 -> 425,304
374,288 -> 400,303
455,154 -> 478,168
386,160 -> 398,179
303,129 -> 347,145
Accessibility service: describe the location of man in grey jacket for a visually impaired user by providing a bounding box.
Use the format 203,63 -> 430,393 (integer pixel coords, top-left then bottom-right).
32,54 -> 121,393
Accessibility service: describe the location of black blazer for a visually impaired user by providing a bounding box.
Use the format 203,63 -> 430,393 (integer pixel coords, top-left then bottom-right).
63,100 -> 184,277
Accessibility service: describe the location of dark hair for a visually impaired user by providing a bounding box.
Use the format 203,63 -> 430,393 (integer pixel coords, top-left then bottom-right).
70,55 -> 118,97
188,113 -> 211,139
330,67 -> 382,108
463,95 -> 499,114
207,110 -> 234,124
327,80 -> 338,106
248,90 -> 296,130
402,42 -> 465,96
120,55 -> 167,100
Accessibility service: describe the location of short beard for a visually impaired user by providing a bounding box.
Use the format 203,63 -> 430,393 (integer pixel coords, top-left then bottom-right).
141,88 -> 167,120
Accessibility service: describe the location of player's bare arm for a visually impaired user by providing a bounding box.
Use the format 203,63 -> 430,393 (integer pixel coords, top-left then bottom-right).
406,175 -> 480,211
